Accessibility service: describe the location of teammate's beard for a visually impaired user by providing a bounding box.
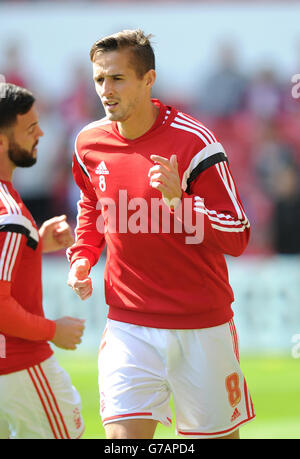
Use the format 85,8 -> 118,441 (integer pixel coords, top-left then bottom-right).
8,137 -> 37,168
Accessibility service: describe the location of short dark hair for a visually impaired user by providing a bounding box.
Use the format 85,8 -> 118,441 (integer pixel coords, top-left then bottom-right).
90,29 -> 155,79
0,83 -> 35,132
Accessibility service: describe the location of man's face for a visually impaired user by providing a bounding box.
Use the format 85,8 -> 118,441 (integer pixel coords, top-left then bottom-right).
8,105 -> 44,168
92,49 -> 153,123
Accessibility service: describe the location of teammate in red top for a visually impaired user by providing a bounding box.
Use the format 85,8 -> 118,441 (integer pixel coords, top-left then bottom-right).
0,83 -> 85,439
67,29 -> 255,439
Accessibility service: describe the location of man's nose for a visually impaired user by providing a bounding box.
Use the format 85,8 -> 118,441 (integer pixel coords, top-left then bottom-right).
101,79 -> 113,98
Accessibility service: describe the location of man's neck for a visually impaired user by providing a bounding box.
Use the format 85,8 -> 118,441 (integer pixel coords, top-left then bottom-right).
117,101 -> 160,140
0,161 -> 14,182
0,173 -> 12,182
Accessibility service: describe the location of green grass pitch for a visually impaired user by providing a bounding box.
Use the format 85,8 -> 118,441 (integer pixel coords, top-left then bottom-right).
56,351 -> 300,439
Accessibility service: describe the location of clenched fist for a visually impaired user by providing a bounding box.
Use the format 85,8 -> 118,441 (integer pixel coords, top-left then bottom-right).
51,316 -> 85,350
67,258 -> 92,301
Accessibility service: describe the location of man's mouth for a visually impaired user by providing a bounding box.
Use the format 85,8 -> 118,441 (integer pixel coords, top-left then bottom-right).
105,101 -> 118,110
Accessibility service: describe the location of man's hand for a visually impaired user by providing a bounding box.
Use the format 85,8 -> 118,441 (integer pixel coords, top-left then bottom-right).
67,258 -> 92,301
39,215 -> 74,253
148,154 -> 182,208
51,316 -> 85,350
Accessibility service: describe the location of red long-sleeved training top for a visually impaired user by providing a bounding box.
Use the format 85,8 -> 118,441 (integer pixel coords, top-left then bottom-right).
67,99 -> 250,329
0,181 -> 54,375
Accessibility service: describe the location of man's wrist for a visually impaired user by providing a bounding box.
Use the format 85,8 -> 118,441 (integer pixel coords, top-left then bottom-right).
163,194 -> 182,211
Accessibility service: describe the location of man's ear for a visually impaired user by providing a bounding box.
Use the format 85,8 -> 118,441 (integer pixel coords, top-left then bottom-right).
144,69 -> 156,90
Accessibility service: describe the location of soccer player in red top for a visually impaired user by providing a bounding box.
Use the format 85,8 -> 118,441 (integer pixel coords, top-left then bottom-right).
67,29 -> 255,439
0,83 -> 85,439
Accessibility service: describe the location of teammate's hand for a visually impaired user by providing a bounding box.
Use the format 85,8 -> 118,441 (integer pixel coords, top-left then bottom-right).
67,258 -> 92,301
51,316 -> 85,350
149,154 -> 182,208
39,215 -> 74,253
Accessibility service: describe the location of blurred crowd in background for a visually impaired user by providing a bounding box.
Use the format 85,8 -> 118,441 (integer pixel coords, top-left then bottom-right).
1,27 -> 300,256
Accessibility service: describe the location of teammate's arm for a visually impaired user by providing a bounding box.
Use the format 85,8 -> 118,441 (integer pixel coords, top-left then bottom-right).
0,280 -> 56,341
0,289 -> 85,350
39,215 -> 74,253
0,232 -> 85,349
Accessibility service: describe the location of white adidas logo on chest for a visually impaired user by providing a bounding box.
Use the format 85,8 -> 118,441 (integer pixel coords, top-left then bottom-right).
95,161 -> 109,175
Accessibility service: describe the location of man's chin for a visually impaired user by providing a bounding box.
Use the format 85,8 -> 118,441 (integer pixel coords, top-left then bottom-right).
16,157 -> 37,168
105,108 -> 126,122
106,112 -> 120,121
8,142 -> 38,168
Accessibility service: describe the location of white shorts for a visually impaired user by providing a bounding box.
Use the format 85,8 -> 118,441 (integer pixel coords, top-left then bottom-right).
98,319 -> 255,438
0,355 -> 84,439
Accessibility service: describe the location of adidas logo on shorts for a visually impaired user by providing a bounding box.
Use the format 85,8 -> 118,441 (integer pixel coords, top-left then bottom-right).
231,407 -> 241,422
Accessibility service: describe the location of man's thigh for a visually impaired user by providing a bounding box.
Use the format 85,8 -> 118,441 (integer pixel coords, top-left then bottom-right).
98,320 -> 173,430
169,320 -> 255,438
0,356 -> 84,439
